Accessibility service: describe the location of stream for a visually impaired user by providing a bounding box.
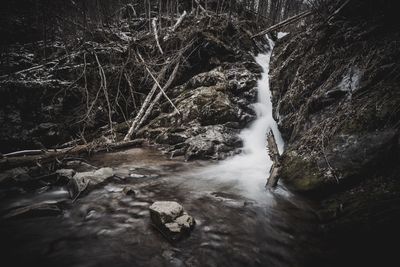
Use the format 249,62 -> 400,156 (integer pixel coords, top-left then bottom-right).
0,37 -> 322,267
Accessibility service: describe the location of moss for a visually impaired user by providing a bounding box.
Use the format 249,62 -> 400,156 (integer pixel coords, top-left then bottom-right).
280,153 -> 325,193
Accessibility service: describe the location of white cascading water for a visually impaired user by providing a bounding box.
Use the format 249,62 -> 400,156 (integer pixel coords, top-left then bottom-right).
195,36 -> 285,197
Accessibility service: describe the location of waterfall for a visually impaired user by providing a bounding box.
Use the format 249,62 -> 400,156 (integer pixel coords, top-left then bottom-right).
195,36 -> 285,197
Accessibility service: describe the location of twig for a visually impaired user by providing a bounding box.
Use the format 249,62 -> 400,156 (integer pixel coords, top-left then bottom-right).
93,52 -> 114,141
152,18 -> 164,55
195,0 -> 208,15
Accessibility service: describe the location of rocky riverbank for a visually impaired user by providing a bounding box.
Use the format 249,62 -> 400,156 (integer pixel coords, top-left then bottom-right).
269,0 -> 400,265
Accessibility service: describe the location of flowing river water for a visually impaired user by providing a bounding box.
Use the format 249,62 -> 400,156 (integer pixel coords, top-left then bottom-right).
0,38 -> 322,267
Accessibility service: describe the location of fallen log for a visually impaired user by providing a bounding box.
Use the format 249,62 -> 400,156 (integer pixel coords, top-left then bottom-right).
0,147 -> 83,171
3,150 -> 46,157
94,139 -> 145,153
252,10 -> 313,39
0,139 -> 144,171
266,130 -> 281,189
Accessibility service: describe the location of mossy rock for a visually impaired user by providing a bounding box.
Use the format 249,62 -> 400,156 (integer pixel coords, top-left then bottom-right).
280,152 -> 326,193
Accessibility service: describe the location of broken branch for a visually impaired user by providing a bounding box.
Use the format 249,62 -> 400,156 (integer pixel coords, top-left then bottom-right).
266,130 -> 282,189
152,18 -> 164,55
252,10 -> 313,39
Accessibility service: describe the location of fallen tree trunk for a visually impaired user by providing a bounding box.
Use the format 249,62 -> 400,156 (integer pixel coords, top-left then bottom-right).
3,150 -> 46,157
0,139 -> 144,171
252,10 -> 313,39
266,130 -> 281,189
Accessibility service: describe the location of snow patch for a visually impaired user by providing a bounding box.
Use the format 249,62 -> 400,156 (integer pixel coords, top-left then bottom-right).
339,67 -> 362,92
277,32 -> 289,39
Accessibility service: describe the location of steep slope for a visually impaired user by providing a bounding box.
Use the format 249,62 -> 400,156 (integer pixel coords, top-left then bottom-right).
269,0 -> 400,265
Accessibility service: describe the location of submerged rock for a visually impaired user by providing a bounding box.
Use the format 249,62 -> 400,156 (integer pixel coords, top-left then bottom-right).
123,186 -> 136,196
149,201 -> 195,241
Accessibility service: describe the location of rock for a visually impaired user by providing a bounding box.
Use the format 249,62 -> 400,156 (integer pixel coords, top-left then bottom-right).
67,167 -> 114,199
175,213 -> 195,229
149,201 -> 195,241
138,60 -> 261,160
3,203 -> 62,220
150,201 -> 183,224
129,173 -> 145,178
123,186 -> 136,196
55,169 -> 76,180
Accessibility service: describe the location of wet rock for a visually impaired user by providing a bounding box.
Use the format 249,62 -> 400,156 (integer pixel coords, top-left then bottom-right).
129,173 -> 145,178
123,186 -> 136,196
175,213 -> 195,229
67,167 -> 114,199
150,201 -> 183,224
149,201 -> 195,241
3,203 -> 62,220
55,169 -> 75,181
139,60 -> 261,160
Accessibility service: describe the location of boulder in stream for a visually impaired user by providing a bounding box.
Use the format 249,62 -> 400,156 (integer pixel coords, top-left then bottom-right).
67,167 -> 114,200
149,201 -> 195,241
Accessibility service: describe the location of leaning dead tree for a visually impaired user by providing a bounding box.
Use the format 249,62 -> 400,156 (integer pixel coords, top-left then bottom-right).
252,10 -> 313,38
123,52 -> 183,141
266,130 -> 281,188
